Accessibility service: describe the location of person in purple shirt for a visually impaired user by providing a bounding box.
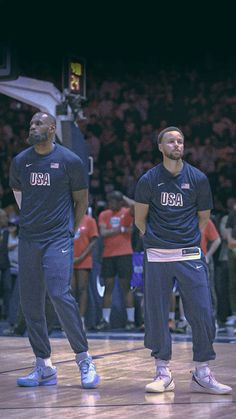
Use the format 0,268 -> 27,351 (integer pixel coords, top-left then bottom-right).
9,112 -> 100,389
134,126 -> 231,395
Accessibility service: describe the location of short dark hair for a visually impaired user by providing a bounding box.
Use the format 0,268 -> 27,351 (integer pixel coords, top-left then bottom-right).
157,126 -> 184,144
107,190 -> 123,202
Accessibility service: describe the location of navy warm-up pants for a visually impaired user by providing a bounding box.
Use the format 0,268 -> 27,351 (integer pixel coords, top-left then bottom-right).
18,237 -> 88,359
144,253 -> 216,362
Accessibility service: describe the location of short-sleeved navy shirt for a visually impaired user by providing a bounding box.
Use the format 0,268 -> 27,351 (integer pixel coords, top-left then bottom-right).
135,161 -> 213,249
9,143 -> 88,241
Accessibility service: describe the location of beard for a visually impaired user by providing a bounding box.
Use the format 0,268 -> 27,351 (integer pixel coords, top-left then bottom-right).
27,132 -> 48,145
164,150 -> 184,160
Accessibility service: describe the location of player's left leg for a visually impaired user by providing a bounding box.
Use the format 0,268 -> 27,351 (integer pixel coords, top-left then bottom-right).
43,237 -> 87,351
176,259 -> 232,395
176,259 -> 215,361
43,237 -> 100,388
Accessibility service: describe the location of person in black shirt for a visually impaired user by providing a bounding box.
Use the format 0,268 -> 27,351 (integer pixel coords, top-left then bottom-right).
135,126 -> 232,395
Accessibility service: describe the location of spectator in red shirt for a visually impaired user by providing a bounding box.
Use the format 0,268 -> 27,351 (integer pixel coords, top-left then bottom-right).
200,219 -> 221,319
72,213 -> 99,330
96,191 -> 135,330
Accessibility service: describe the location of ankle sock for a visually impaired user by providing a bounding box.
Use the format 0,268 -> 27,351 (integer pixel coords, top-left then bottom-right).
37,357 -> 53,368
76,351 -> 90,364
155,359 -> 171,382
155,359 -> 170,368
102,308 -> 111,323
126,307 -> 135,322
195,362 -> 210,378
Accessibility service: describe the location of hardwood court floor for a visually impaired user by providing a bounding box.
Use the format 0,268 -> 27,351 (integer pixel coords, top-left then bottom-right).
0,336 -> 235,418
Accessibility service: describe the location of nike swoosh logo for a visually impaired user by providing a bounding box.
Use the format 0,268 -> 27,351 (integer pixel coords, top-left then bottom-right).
158,183 -> 164,187
195,265 -> 203,269
62,249 -> 69,253
42,372 -> 56,380
26,163 -> 32,167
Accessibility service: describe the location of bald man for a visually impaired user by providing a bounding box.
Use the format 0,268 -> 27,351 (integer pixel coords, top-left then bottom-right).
10,112 -> 100,389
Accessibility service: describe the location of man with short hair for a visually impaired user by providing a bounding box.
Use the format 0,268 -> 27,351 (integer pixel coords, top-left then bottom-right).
9,112 -> 100,389
134,126 -> 232,395
97,191 -> 135,330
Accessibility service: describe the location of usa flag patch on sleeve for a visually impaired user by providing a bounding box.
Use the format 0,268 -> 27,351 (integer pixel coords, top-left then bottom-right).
181,183 -> 190,189
50,163 -> 59,169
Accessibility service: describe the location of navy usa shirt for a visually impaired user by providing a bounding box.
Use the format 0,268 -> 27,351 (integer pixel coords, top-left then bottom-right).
135,162 -> 213,249
9,143 -> 88,241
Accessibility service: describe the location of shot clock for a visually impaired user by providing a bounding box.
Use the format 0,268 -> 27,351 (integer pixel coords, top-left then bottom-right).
62,56 -> 86,99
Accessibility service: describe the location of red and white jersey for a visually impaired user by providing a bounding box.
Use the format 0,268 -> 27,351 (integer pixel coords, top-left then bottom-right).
74,215 -> 98,269
98,207 -> 133,257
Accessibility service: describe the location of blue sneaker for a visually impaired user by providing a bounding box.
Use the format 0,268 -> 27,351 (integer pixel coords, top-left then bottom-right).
78,356 -> 100,389
17,359 -> 57,387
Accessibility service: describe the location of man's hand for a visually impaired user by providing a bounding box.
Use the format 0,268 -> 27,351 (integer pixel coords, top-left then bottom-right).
228,238 -> 236,249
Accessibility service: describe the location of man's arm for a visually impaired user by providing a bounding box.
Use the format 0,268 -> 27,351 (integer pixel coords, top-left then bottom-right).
99,223 -> 130,237
72,189 -> 88,232
122,194 -> 135,216
134,202 -> 149,235
226,228 -> 236,249
198,210 -> 211,233
205,237 -> 221,263
74,236 -> 98,264
219,216 -> 228,240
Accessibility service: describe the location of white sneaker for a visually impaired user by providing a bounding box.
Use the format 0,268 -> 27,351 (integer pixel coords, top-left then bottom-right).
190,369 -> 232,395
145,367 -> 175,393
225,315 -> 236,326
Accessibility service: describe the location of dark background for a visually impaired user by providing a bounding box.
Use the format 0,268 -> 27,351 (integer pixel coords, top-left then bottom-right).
1,0 -> 235,80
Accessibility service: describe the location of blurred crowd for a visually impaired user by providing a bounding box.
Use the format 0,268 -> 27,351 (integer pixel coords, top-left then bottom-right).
0,57 -> 236,333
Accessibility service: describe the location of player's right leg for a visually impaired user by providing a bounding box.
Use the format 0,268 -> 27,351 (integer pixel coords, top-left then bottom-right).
18,239 -> 51,358
144,258 -> 175,392
17,239 -> 55,387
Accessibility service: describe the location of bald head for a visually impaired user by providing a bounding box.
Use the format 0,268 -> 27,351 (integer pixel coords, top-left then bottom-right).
32,112 -> 56,128
28,112 -> 56,146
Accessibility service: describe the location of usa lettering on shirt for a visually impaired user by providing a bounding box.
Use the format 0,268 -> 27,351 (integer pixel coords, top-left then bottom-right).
160,192 -> 183,207
30,172 -> 51,186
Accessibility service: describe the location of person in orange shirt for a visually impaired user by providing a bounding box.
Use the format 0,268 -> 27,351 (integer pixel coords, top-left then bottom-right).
96,190 -> 135,330
200,218 -> 221,318
72,213 -> 99,331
